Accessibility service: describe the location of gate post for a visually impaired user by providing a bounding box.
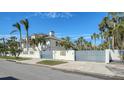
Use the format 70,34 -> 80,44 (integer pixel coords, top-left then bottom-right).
53,50 -> 55,60
105,49 -> 110,64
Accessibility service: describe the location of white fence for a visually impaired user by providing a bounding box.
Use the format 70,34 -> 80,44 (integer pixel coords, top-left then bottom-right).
53,50 -> 75,61
19,49 -> 124,63
75,50 -> 105,62
19,50 -> 41,58
109,50 -> 124,62
41,50 -> 53,59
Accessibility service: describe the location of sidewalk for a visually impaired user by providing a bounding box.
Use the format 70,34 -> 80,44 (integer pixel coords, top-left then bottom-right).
16,59 -> 124,79
53,62 -> 115,77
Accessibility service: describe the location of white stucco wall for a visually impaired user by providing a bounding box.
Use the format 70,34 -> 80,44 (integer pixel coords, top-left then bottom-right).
19,51 -> 41,58
53,50 -> 75,61
110,50 -> 122,61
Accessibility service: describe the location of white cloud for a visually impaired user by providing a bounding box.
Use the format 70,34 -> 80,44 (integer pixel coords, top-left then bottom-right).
43,12 -> 73,18
56,33 -> 92,40
26,12 -> 73,19
0,34 -> 26,40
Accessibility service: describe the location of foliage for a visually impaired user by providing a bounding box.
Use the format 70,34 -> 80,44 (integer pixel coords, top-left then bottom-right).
74,37 -> 92,50
11,22 -> 22,48
7,36 -> 22,57
30,36 -> 47,51
99,12 -> 124,49
37,60 -> 67,65
0,38 -> 8,56
59,37 -> 73,50
20,19 -> 29,51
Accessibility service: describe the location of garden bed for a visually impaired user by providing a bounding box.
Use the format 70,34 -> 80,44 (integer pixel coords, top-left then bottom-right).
37,60 -> 67,66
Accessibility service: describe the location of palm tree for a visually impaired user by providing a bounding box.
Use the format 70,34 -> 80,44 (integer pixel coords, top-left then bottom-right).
11,22 -> 22,48
99,32 -> 103,44
91,33 -> 100,49
60,37 -> 73,50
20,19 -> 29,51
78,37 -> 84,46
30,37 -> 47,51
76,37 -> 86,50
0,38 -> 6,56
93,33 -> 97,47
99,12 -> 124,49
37,37 -> 47,50
99,16 -> 112,49
91,34 -> 94,47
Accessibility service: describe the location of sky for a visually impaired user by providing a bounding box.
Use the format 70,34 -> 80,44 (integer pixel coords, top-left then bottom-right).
0,12 -> 107,42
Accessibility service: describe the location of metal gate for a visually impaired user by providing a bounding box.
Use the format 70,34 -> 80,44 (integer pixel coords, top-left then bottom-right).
41,50 -> 53,59
75,50 -> 105,62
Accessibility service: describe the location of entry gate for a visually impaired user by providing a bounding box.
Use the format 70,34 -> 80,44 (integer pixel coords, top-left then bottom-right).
41,50 -> 53,59
75,50 -> 105,62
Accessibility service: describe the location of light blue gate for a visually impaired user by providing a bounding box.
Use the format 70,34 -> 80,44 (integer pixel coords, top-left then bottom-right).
41,50 -> 53,59
75,50 -> 105,62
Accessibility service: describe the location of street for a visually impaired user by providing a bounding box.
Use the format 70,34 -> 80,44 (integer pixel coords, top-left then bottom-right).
0,60 -> 103,80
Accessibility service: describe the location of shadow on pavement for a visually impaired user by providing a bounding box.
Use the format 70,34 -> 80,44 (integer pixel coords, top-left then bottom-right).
0,76 -> 18,80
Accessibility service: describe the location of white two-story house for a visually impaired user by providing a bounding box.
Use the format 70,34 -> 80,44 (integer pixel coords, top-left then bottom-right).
22,31 -> 63,53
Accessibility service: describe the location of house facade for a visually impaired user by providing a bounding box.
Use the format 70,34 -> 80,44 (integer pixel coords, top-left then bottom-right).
22,31 -> 64,53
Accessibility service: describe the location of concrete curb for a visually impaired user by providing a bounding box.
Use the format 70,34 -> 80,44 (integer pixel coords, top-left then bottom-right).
52,68 -> 124,80
6,60 -> 17,62
6,60 -> 124,80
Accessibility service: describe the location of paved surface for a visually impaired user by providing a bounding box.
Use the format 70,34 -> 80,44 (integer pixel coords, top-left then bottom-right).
53,62 -> 115,76
106,63 -> 124,77
0,60 -> 103,80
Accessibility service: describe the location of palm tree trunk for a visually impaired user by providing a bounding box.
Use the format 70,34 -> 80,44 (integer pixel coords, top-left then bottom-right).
26,30 -> 29,52
3,38 -> 6,56
95,39 -> 96,50
112,23 -> 116,49
19,31 -> 22,49
122,35 -> 124,49
112,36 -> 115,49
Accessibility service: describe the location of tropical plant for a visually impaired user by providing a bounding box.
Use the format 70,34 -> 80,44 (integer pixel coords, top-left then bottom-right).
74,37 -> 85,50
0,43 -> 5,56
11,22 -> 22,48
20,19 -> 29,51
7,36 -> 22,57
59,37 -> 73,50
91,33 -> 99,49
30,36 -> 47,51
99,12 -> 124,49
74,36 -> 92,50
0,38 -> 8,56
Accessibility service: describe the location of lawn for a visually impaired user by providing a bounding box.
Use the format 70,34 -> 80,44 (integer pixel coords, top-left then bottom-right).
37,60 -> 67,66
0,56 -> 31,61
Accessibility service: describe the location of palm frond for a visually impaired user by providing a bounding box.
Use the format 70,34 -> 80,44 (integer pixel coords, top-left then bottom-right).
12,22 -> 21,31
10,30 -> 17,34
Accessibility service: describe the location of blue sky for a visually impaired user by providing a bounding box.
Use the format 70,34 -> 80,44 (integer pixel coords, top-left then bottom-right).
0,12 -> 107,42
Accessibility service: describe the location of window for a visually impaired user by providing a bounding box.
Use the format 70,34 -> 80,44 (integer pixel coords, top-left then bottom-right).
56,41 -> 58,46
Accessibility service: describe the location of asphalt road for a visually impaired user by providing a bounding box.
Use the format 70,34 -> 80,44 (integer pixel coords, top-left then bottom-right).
0,60 -> 103,80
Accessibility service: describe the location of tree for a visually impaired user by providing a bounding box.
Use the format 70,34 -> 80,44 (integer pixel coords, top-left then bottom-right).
91,33 -> 97,49
30,36 -> 47,51
11,22 -> 22,48
74,36 -> 87,50
20,19 -> 29,51
99,12 -> 124,49
59,37 -> 73,50
0,42 -> 5,56
7,36 -> 22,57
0,38 -> 8,56
85,41 -> 92,50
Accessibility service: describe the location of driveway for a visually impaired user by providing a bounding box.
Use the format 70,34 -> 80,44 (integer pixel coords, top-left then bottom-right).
0,60 -> 103,80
